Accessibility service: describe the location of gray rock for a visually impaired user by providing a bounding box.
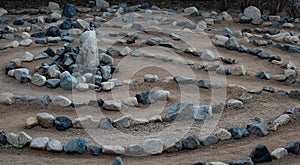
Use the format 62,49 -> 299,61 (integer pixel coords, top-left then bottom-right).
36,112 -> 55,128
103,100 -> 122,111
98,118 -> 113,130
75,19 -> 89,29
120,46 -> 132,56
164,102 -> 194,122
122,97 -> 138,107
21,52 -> 34,62
112,157 -> 124,165
102,145 -> 125,154
32,95 -> 51,106
74,116 -> 98,128
285,142 -> 300,155
47,65 -> 61,78
247,117 -> 269,136
113,115 -> 134,128
143,138 -> 163,155
126,144 -> 144,156
99,65 -> 111,81
230,64 -> 246,76
144,74 -> 159,82
199,135 -> 218,146
20,74 -> 31,83
34,52 -> 49,60
174,76 -> 197,85
228,127 -> 250,139
164,138 -> 182,153
181,134 -> 200,150
244,6 -> 262,24
64,137 -> 88,154
76,83 -> 89,91
96,0 -> 110,10
0,92 -> 14,105
271,148 -> 288,159
6,133 -> 19,147
201,50 -> 215,61
18,131 -> 32,148
78,31 -> 99,68
230,157 -> 254,165
48,2 -> 60,11
31,73 -> 46,86
60,71 -> 78,90
215,129 -> 232,140
26,116 -> 39,128
46,139 -> 63,152
0,8 -> 8,17
226,99 -> 244,109
101,82 -> 115,91
20,39 -> 33,46
52,96 -> 72,107
90,145 -> 102,156
30,137 -> 49,150
100,53 -> 113,65
14,68 -> 29,81
184,7 -> 198,15
193,105 -> 212,120
225,37 -> 239,50
131,49 -> 143,57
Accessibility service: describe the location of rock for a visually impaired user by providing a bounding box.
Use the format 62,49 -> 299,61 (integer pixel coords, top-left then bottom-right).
47,65 -> 61,78
201,50 -> 215,61
181,135 -> 200,150
5,62 -> 17,74
78,31 -> 99,68
64,137 -> 88,154
184,7 -> 198,15
244,6 -> 262,24
222,12 -> 232,21
62,4 -> 77,18
26,116 -> 39,128
101,82 -> 114,91
215,129 -> 232,141
37,112 -> 55,128
193,105 -> 212,120
149,115 -> 163,123
0,8 -> 8,16
90,145 -> 102,156
126,144 -> 144,156
55,116 -> 73,131
143,139 -> 163,155
247,117 -> 269,136
144,74 -> 159,82
46,139 -> 63,152
99,66 -> 111,81
164,138 -> 182,153
283,23 -> 294,28
284,36 -> 299,44
32,95 -> 51,106
230,157 -> 254,165
73,116 -> 98,128
60,71 -> 78,90
0,92 -> 14,106
227,99 -> 244,109
240,16 -> 253,23
102,145 -> 125,154
199,135 -> 218,146
13,68 -> 29,81
136,91 -> 156,105
249,144 -> 272,164
5,40 -> 19,48
256,71 -> 270,80
131,49 -> 143,57
46,79 -> 60,88
134,118 -> 149,125
52,96 -> 72,107
6,133 -> 18,147
20,39 -> 32,46
112,157 -> 124,165
0,130 -> 7,146
285,142 -> 300,155
257,51 -> 270,59
50,11 -> 61,21
103,100 -> 122,111
120,46 -> 132,56
271,148 -> 288,159
230,64 -> 246,76
204,18 -> 214,25
174,76 -> 197,85
48,2 -> 60,11
17,131 -> 32,148
75,19 -> 89,29
13,19 -> 24,25
216,66 -> 230,75
21,52 -> 34,62
228,127 -> 249,139
273,114 -> 290,126
31,73 -> 46,86
98,118 -> 113,130
96,0 -> 110,10
34,52 -> 49,60
154,90 -> 169,101
284,69 -> 296,78
197,80 -> 211,89
30,137 -> 49,150
122,97 -> 138,107
165,102 -> 194,122
75,83 -> 89,91
46,26 -> 60,37
262,86 -> 275,93
113,115 -> 134,128
47,37 -> 61,43
225,37 -> 239,50
197,21 -> 207,30
100,53 -> 113,65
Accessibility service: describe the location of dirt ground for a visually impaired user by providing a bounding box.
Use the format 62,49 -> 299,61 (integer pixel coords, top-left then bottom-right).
0,7 -> 299,165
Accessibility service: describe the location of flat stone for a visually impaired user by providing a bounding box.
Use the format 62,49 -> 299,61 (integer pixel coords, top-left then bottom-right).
103,100 -> 122,111
102,145 -> 125,154
52,96 -> 72,107
26,116 -> 39,128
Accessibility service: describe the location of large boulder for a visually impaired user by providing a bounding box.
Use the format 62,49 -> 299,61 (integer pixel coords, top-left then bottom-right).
63,137 -> 88,154
78,31 -> 99,68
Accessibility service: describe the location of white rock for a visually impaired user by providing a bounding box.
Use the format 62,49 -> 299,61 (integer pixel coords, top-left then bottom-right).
284,69 -> 296,78
144,74 -> 159,82
103,100 -> 122,111
79,30 -> 99,68
6,26 -> 17,33
0,92 -> 14,106
134,118 -> 149,125
73,115 -> 98,128
31,73 -> 46,86
204,18 -> 214,25
48,1 -> 60,11
273,114 -> 290,126
5,41 -> 19,48
76,19 -> 90,29
184,7 -> 198,15
154,90 -> 170,100
149,115 -> 163,123
210,162 -> 229,165
36,112 -> 55,128
215,129 -> 232,140
197,21 -> 207,30
50,11 -> 61,20
271,32 -> 291,42
46,139 -> 63,152
120,46 -> 132,56
272,75 -> 286,81
8,70 -> 15,77
0,8 -> 8,16
212,35 -> 229,46
30,137 -> 49,150
101,82 -> 114,91
20,39 -> 32,46
226,99 -> 243,109
76,83 -> 89,91
201,49 -> 215,61
102,145 -> 125,154
52,96 -> 72,107
21,32 -> 30,39
271,148 -> 288,159
143,139 -> 163,155
283,36 -> 299,44
47,65 -> 61,78
38,16 -> 45,23
6,133 -> 18,147
283,23 -> 294,28
21,51 -> 34,62
122,97 -> 138,107
26,116 -> 39,128
222,11 -> 232,21
96,0 -> 110,10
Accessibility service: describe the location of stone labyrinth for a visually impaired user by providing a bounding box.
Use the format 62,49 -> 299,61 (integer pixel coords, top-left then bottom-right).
0,1 -> 299,165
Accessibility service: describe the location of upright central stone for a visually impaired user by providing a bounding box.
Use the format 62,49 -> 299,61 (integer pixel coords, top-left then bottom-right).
78,30 -> 99,69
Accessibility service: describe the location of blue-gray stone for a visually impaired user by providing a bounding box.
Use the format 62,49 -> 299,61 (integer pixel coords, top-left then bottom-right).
62,4 -> 77,18
199,135 -> 218,146
60,72 -> 77,90
230,157 -> 254,165
98,118 -> 113,130
32,95 -> 51,106
35,39 -> 48,44
289,90 -> 300,99
31,32 -> 46,38
249,144 -> 272,164
193,105 -> 212,120
60,18 -> 73,29
256,71 -> 270,80
285,142 -> 300,155
46,79 -> 60,88
225,37 -> 239,50
247,117 -> 269,136
13,19 -> 24,25
164,102 -> 194,122
55,116 -> 73,131
278,90 -> 288,96
228,127 -> 250,139
197,80 -> 211,89
257,51 -> 270,59
174,76 -> 197,85
64,137 -> 88,154
99,66 -> 111,81
62,36 -> 74,43
46,26 -> 61,37
34,52 -> 49,60
131,49 -> 142,57
181,134 -> 200,150
238,45 -> 248,53
112,157 -> 124,165
262,86 -> 275,93
90,145 -> 102,156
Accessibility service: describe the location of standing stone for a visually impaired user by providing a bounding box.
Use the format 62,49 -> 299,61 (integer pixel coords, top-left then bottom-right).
244,6 -> 262,25
63,137 -> 88,154
271,148 -> 288,159
46,139 -> 63,152
0,92 -> 14,105
143,139 -> 163,155
78,31 -> 99,68
37,112 -> 55,128
52,95 -> 72,107
30,137 -> 49,150
249,144 -> 272,164
181,135 -> 200,150
112,157 -> 124,165
31,73 -> 46,86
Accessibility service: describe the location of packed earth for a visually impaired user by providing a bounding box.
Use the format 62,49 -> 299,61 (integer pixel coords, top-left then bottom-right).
0,0 -> 300,165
